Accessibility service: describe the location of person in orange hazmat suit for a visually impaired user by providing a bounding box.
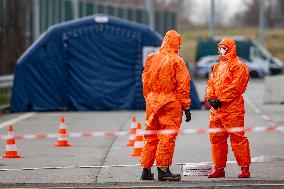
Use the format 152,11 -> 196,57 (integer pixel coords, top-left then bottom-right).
206,37 -> 251,178
140,30 -> 191,181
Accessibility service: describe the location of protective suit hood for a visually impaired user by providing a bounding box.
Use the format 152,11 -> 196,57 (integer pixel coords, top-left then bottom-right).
160,30 -> 182,53
218,37 -> 237,62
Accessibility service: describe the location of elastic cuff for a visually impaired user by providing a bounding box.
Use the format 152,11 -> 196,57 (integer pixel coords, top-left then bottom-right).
157,166 -> 168,171
143,168 -> 151,171
184,106 -> 190,110
214,164 -> 226,169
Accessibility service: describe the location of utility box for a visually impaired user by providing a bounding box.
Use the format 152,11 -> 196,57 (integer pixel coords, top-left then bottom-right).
264,75 -> 284,104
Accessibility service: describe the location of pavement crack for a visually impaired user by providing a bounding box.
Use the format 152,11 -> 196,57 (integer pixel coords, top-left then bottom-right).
95,113 -> 132,182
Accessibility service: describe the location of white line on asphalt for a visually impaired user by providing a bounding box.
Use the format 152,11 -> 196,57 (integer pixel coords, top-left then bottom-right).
244,95 -> 262,114
261,114 -> 271,121
0,156 -> 283,172
244,95 -> 276,124
0,113 -> 36,129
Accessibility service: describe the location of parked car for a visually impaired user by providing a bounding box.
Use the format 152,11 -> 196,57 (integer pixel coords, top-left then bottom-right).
196,55 -> 266,78
195,37 -> 283,76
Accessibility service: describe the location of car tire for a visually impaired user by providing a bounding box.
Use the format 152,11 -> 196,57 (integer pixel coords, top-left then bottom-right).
270,68 -> 283,75
250,71 -> 260,78
206,73 -> 210,79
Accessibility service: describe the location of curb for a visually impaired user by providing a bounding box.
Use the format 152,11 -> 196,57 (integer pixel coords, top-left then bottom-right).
0,104 -> 10,114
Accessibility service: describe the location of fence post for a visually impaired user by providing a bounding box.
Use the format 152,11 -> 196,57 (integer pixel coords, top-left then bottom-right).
72,0 -> 79,19
145,0 -> 154,30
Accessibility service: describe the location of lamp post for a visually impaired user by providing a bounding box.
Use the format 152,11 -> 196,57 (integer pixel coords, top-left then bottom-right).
259,0 -> 265,46
209,0 -> 216,39
146,0 -> 154,30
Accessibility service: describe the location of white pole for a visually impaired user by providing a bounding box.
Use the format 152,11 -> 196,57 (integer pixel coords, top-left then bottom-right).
72,0 -> 79,19
146,0 -> 154,30
32,0 -> 40,40
209,0 -> 215,39
259,0 -> 265,46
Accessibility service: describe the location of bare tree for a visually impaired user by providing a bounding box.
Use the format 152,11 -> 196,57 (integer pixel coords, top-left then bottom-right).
232,0 -> 284,28
0,0 -> 31,75
231,0 -> 258,27
154,0 -> 194,30
215,0 -> 230,27
266,0 -> 284,28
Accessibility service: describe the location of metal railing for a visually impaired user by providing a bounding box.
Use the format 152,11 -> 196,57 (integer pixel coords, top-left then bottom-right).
35,0 -> 176,37
0,0 -> 177,77
0,75 -> 13,89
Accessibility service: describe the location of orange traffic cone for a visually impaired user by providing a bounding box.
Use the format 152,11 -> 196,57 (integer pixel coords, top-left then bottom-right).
131,123 -> 144,157
126,116 -> 137,147
2,124 -> 22,158
54,116 -> 71,147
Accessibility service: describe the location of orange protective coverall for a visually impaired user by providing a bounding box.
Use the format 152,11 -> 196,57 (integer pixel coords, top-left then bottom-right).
141,30 -> 191,168
206,38 -> 251,169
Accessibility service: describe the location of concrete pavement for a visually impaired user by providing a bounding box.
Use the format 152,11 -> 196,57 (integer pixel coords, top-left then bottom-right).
0,79 -> 283,188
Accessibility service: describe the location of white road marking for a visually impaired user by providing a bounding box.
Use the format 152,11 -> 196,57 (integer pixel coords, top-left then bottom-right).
0,156 -> 283,172
261,114 -> 271,121
0,113 -> 36,129
244,95 -> 261,114
244,95 -> 276,123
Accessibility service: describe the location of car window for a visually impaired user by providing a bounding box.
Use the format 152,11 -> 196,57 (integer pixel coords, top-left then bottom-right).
240,58 -> 250,64
253,48 -> 266,60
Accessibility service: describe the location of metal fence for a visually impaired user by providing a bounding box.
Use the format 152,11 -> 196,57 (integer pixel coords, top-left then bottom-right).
0,0 -> 177,90
0,0 -> 176,77
0,75 -> 13,89
0,75 -> 13,105
0,0 -> 176,102
36,0 -> 176,37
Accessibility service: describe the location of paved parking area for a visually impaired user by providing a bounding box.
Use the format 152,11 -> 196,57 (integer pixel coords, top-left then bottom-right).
0,79 -> 283,188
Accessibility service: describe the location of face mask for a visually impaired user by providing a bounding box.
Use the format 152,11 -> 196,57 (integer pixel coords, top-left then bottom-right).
219,46 -> 227,56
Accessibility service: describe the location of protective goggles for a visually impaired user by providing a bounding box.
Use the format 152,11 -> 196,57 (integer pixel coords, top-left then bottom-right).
219,46 -> 227,55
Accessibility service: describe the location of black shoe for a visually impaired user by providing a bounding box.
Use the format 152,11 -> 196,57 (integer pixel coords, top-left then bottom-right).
141,168 -> 154,180
157,167 -> 181,181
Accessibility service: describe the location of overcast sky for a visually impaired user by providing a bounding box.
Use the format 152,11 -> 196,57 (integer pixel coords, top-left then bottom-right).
188,0 -> 248,25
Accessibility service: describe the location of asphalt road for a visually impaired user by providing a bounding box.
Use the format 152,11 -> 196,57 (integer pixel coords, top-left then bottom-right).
0,79 -> 283,188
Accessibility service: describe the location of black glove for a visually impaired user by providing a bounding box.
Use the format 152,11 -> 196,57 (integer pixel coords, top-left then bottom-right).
184,108 -> 191,122
208,98 -> 222,109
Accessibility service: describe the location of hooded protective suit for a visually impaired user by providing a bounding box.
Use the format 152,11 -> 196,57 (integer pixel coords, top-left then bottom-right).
141,30 -> 191,168
206,37 -> 251,169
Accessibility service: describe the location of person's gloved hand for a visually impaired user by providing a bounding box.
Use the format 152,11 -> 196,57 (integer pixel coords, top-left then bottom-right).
208,98 -> 222,109
184,108 -> 191,122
